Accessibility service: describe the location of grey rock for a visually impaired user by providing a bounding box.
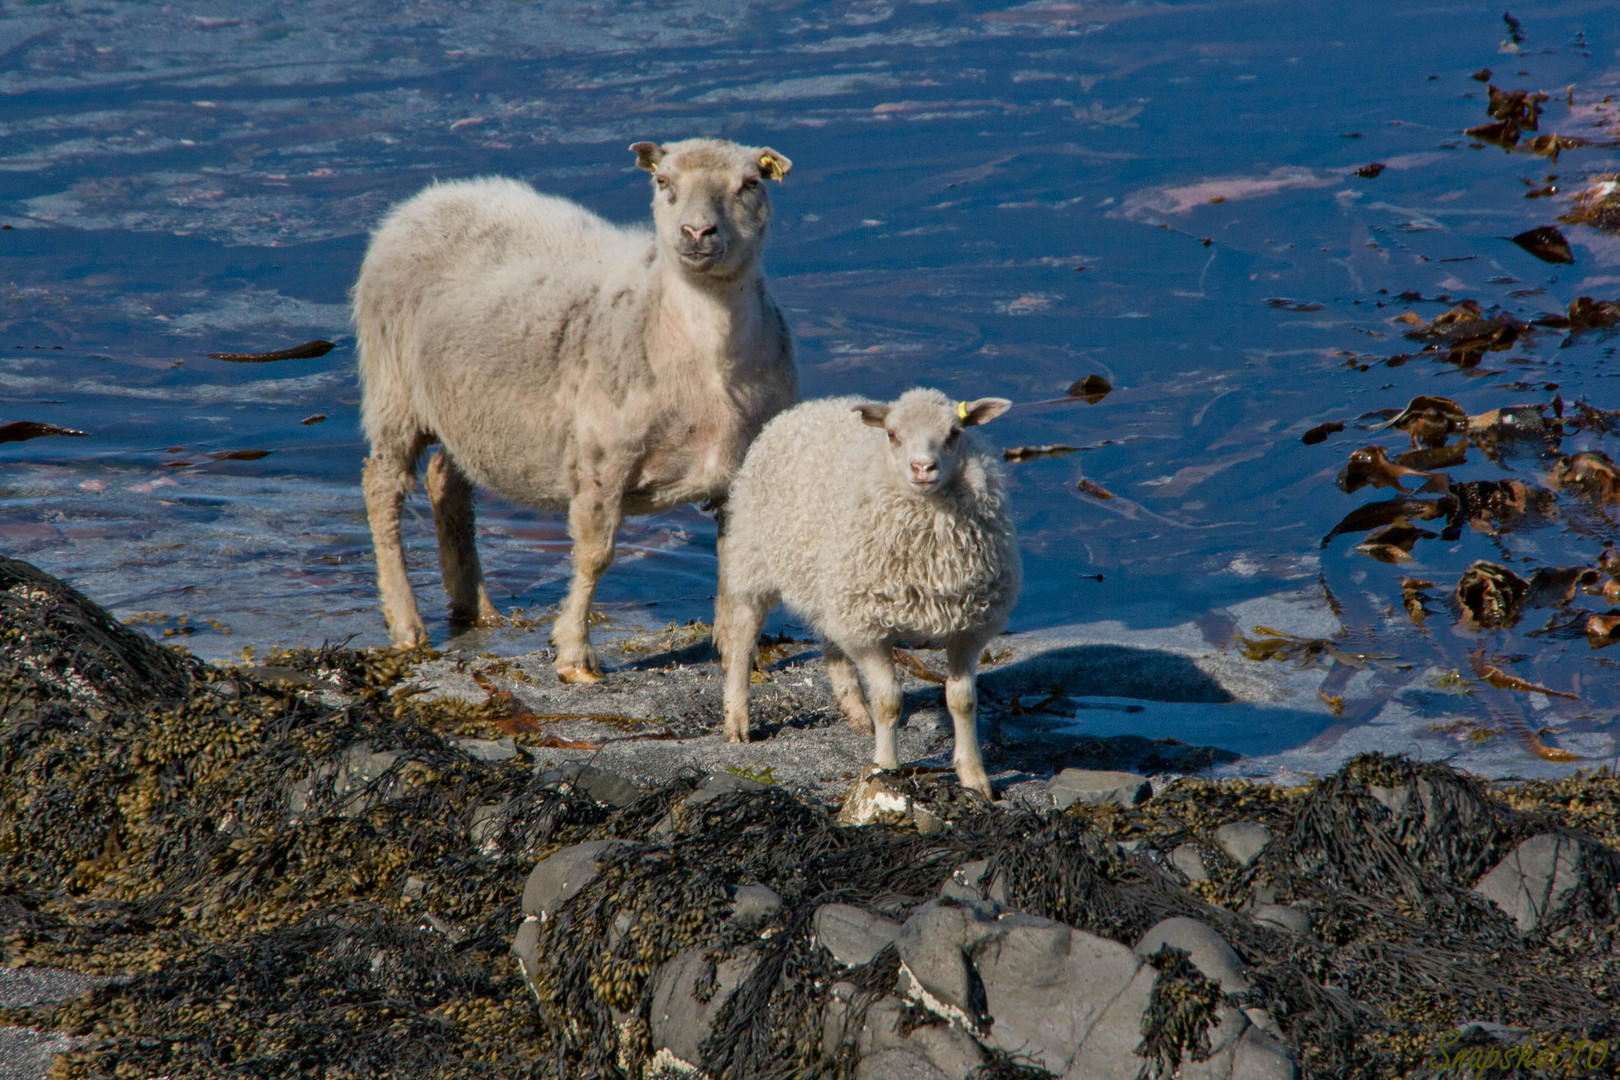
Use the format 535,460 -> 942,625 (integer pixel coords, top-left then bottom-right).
859,996 -> 984,1080
653,771 -> 770,835
729,883 -> 784,931
1058,962 -> 1157,1079
815,903 -> 902,967
940,859 -> 1009,907
539,762 -> 644,808
511,916 -> 541,991
895,903 -> 981,1019
1171,843 -> 1209,882
1175,1006 -> 1251,1080
453,736 -> 519,762
1047,768 -> 1152,810
521,838 -> 636,919
648,947 -> 759,1069
1472,832 -> 1583,933
1215,822 -> 1273,868
1251,903 -> 1311,936
468,801 -> 511,853
854,1049 -> 953,1080
1367,783 -> 1411,815
976,914 -> 1140,1076
285,745 -> 406,817
1232,1025 -> 1297,1080
1135,916 -> 1251,993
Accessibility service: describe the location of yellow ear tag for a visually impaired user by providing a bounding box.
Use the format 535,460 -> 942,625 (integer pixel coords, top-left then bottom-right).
759,154 -> 785,182
957,400 -> 971,421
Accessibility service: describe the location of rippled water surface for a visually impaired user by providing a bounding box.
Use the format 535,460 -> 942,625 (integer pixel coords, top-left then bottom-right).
6,0 -> 1620,775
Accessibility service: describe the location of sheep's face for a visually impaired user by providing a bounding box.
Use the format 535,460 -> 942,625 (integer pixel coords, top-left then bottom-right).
631,138 -> 792,280
856,389 -> 1012,496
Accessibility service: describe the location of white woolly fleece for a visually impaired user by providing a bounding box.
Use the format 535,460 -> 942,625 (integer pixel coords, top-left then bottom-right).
723,390 -> 1021,647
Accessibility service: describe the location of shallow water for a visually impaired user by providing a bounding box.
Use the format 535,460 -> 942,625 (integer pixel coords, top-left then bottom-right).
4,0 -> 1620,776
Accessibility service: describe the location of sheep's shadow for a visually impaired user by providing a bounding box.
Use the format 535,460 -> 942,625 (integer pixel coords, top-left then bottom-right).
978,643 -> 1235,704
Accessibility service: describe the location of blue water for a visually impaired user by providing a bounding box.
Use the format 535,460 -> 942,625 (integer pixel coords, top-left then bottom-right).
4,1 -> 1620,770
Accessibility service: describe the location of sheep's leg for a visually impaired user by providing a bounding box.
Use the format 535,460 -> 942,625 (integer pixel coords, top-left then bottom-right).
554,480 -> 624,684
362,439 -> 430,648
849,643 -> 903,770
425,450 -> 500,627
945,637 -> 992,799
822,639 -> 872,735
718,592 -> 768,742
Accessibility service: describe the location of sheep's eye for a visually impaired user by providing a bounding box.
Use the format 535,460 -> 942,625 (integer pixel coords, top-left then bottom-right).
946,428 -> 961,445
742,177 -> 761,191
655,175 -> 669,189
886,429 -> 899,445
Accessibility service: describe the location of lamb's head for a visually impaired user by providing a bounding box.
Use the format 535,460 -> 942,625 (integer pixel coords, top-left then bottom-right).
856,388 -> 1012,496
631,138 -> 792,280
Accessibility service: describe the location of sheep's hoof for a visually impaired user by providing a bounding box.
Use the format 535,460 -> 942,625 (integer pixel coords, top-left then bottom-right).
556,662 -> 603,685
724,728 -> 751,744
960,774 -> 994,800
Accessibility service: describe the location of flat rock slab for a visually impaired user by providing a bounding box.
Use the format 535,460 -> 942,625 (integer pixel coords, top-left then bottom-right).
1047,768 -> 1152,809
815,903 -> 903,968
1472,832 -> 1584,933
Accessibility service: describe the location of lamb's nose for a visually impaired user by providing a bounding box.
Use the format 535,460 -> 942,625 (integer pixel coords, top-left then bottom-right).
681,223 -> 717,241
911,460 -> 937,481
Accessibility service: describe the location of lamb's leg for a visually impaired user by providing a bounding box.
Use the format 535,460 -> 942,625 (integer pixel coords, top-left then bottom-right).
945,637 -> 992,798
425,450 -> 500,627
718,592 -> 768,742
822,639 -> 873,735
362,438 -> 430,648
849,643 -> 902,770
553,478 -> 624,684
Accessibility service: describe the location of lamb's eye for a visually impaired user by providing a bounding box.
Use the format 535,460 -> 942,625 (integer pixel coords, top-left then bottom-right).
742,177 -> 761,191
655,175 -> 669,189
946,428 -> 961,445
886,429 -> 899,446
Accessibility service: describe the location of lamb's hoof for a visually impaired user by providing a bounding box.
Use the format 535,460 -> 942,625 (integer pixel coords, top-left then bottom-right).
556,662 -> 603,685
960,774 -> 994,800
390,625 -> 429,650
724,728 -> 751,744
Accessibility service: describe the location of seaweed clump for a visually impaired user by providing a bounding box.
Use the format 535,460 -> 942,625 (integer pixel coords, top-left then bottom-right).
3,556 -> 1620,1080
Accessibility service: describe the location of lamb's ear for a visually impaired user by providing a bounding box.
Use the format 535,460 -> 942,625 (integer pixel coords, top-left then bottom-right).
959,398 -> 1013,427
854,404 -> 890,428
756,148 -> 792,182
630,141 -> 665,173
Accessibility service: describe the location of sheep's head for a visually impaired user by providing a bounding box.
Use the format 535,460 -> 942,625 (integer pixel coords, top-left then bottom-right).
630,138 -> 791,281
855,388 -> 1012,496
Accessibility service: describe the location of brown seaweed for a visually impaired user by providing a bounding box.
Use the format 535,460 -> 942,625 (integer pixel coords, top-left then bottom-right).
206,339 -> 336,363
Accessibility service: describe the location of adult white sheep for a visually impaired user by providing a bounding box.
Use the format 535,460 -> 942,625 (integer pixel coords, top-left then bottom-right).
716,388 -> 1021,797
353,138 -> 799,683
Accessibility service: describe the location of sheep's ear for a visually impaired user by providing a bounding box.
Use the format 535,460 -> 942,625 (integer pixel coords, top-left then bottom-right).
630,142 -> 665,173
959,398 -> 1013,427
756,148 -> 792,182
854,404 -> 889,428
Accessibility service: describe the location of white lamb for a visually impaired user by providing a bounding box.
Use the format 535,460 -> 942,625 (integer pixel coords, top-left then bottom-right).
716,388 -> 1022,797
353,138 -> 799,683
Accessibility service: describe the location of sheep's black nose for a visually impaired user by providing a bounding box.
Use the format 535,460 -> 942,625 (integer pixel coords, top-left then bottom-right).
681,223 -> 717,241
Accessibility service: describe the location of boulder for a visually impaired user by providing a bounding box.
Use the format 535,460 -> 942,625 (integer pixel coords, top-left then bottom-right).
1134,917 -> 1251,994
894,903 -> 986,1023
1215,822 -> 1273,868
939,859 -> 1008,907
521,838 -> 637,921
1047,769 -> 1153,810
653,771 -> 771,836
1471,832 -> 1583,933
728,883 -> 783,932
648,947 -> 759,1070
814,903 -> 902,967
837,766 -> 946,833
538,762 -> 643,808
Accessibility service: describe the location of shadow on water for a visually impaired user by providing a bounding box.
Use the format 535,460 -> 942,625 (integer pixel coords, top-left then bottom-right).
980,643 -> 1236,704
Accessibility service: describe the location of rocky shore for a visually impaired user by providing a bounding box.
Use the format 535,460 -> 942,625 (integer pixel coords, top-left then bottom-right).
3,555 -> 1619,1079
